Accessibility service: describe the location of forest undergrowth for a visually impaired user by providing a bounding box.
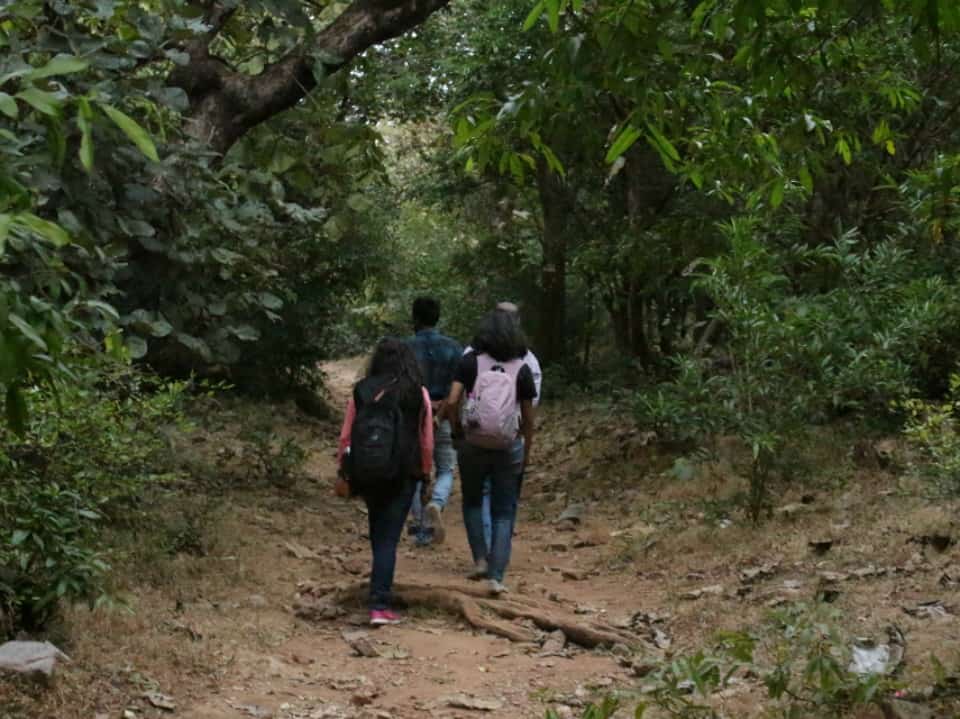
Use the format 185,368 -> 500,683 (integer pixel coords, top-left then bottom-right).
2,358 -> 959,719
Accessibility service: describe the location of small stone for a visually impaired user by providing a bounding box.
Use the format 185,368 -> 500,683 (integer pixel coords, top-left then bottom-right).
540,630 -> 566,656
0,641 -> 70,677
248,594 -> 268,608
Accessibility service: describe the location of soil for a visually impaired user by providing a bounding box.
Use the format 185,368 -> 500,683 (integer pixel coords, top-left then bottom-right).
6,357 -> 960,719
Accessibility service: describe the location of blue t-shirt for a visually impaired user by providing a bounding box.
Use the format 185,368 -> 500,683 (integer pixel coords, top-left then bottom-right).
408,328 -> 463,401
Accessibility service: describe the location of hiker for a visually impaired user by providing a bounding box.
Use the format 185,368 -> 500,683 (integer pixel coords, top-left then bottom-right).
335,338 -> 434,625
406,297 -> 462,546
464,301 -> 542,547
446,310 -> 537,595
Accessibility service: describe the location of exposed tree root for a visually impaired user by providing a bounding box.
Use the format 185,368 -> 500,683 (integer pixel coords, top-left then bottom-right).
296,580 -> 638,649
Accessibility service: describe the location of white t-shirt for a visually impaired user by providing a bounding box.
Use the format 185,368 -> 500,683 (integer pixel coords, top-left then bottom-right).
463,345 -> 542,406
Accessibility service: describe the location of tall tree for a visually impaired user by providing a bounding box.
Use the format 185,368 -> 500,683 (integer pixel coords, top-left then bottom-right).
173,0 -> 453,152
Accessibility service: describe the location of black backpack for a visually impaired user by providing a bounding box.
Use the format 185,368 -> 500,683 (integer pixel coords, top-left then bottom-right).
347,375 -> 416,496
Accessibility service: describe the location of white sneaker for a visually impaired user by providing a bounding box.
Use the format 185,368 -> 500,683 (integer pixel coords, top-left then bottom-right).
467,559 -> 489,580
425,502 -> 445,544
487,579 -> 508,596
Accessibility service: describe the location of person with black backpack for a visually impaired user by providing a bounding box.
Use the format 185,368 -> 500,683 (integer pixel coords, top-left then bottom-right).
446,310 -> 537,596
335,339 -> 434,626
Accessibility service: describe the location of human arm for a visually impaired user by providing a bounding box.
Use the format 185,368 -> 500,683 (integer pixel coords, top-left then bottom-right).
525,350 -> 542,407
445,381 -> 465,436
420,387 -> 434,477
520,400 -> 535,469
335,397 -> 356,495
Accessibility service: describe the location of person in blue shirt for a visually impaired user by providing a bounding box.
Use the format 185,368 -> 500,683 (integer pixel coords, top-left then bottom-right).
406,297 -> 462,546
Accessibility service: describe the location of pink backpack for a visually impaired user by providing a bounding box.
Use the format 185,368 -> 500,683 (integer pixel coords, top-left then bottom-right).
461,354 -> 524,449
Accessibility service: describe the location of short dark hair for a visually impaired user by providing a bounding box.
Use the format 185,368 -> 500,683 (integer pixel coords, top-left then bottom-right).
412,296 -> 440,328
471,309 -> 528,362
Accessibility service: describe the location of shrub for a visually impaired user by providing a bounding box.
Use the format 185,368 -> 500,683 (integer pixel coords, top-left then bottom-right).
901,372 -> 960,492
637,219 -> 960,520
0,356 -> 188,633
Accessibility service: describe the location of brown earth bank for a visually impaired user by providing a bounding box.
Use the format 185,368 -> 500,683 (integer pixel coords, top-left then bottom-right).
3,357 -> 960,718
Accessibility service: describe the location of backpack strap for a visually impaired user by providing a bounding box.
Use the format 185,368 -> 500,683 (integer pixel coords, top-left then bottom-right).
355,375 -> 397,407
477,354 -> 523,376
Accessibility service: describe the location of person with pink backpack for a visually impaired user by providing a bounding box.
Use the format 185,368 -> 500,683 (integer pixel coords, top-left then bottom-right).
445,310 -> 537,595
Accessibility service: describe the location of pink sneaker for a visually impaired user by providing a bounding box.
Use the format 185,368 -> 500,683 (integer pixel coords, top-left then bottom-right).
369,609 -> 402,626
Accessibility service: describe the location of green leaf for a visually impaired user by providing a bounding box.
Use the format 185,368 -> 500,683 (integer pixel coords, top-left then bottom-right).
99,103 -> 160,162
17,213 -> 71,246
0,92 -> 17,119
27,54 -> 89,80
798,165 -> 814,193
0,214 -> 11,255
125,335 -> 148,359
646,123 -> 680,162
605,124 -> 642,163
546,0 -> 561,32
149,319 -> 174,338
77,98 -> 94,172
15,87 -> 61,116
259,292 -> 283,310
770,181 -> 785,208
229,324 -> 260,342
11,529 -> 29,546
523,0 -> 546,30
9,313 -> 49,351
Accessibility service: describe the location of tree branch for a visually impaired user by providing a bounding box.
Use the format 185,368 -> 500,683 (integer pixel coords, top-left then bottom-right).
174,0 -> 452,152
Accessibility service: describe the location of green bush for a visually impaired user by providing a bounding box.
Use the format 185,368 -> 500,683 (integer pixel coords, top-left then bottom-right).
901,372 -> 960,492
637,219 -> 960,520
555,604 -> 893,719
0,357 -> 188,633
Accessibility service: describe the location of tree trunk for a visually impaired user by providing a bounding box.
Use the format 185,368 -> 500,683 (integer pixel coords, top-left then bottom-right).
535,162 -> 570,365
172,0 -> 452,154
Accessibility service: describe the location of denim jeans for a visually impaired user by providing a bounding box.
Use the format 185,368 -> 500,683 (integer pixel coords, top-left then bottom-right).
363,481 -> 416,610
410,419 -> 457,528
481,444 -> 525,547
458,439 -> 524,582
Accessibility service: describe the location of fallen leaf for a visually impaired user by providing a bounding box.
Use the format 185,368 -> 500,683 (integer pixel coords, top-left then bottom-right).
540,630 -> 566,656
143,692 -> 175,712
377,644 -> 411,660
233,704 -> 273,719
851,565 -> 886,579
341,630 -> 379,658
679,584 -> 723,600
739,562 -> 779,584
443,694 -> 505,711
284,540 -> 320,560
902,601 -> 952,620
818,571 -> 849,583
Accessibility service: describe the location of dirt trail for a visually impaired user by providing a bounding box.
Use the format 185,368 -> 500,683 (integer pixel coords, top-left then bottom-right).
176,358 -> 632,719
48,358 -> 960,719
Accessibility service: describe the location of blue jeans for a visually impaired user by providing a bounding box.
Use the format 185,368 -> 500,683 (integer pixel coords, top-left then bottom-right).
410,420 -> 457,527
363,481 -> 416,610
481,447 -> 525,547
458,439 -> 524,582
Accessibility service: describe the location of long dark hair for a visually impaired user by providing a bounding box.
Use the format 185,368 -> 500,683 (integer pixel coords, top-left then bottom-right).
471,309 -> 528,362
366,337 -> 424,409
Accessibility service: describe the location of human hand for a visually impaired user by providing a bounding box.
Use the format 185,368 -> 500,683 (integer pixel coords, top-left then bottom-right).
335,472 -> 350,498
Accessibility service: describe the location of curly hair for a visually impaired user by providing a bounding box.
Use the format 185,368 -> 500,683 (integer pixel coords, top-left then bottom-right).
471,310 -> 528,363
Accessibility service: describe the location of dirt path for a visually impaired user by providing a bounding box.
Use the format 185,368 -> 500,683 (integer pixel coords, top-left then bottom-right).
49,358 -> 960,719
175,358 -> 632,719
